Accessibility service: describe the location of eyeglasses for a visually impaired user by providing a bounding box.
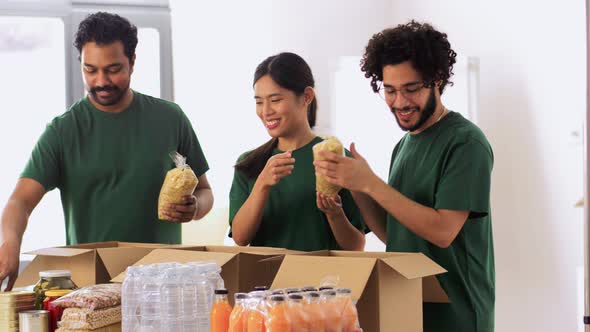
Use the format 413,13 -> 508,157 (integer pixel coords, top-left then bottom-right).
377,81 -> 426,102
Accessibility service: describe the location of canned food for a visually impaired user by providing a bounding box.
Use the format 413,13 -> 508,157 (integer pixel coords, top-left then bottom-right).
19,310 -> 49,332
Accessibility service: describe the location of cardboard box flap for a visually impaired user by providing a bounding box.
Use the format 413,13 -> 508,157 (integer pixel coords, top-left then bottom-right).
423,275 -> 450,303
63,241 -> 119,249
24,247 -> 94,257
381,253 -> 446,279
96,247 -> 155,278
110,249 -> 237,283
204,245 -> 287,254
329,250 -> 411,259
305,250 -> 332,256
117,242 -> 173,248
271,255 -> 376,301
259,255 -> 288,264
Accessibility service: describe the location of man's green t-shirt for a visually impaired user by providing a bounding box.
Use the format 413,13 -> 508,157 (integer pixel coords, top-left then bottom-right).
229,136 -> 365,251
21,91 -> 209,245
387,112 -> 495,332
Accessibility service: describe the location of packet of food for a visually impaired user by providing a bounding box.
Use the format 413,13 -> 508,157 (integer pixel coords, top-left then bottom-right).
158,152 -> 199,220
51,284 -> 121,311
313,136 -> 344,197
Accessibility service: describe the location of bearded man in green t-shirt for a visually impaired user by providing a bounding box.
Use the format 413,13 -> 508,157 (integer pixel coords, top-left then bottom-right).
315,21 -> 495,332
0,12 -> 214,291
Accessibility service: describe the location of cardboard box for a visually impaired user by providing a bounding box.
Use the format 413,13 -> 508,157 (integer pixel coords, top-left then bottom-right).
271,250 -> 449,332
111,246 -> 293,303
14,242 -> 175,288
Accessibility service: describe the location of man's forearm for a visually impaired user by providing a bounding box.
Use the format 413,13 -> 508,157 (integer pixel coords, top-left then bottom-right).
364,176 -> 451,247
1,199 -> 29,246
351,191 -> 388,243
193,188 -> 213,220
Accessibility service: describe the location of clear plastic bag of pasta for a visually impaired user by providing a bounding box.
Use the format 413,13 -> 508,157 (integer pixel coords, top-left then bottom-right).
158,152 -> 199,220
313,136 -> 344,197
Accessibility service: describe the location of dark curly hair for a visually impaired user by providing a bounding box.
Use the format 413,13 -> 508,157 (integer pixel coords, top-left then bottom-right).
74,12 -> 138,63
360,20 -> 457,95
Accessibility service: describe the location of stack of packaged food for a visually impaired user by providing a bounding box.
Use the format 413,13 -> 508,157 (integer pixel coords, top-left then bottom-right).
0,291 -> 35,332
52,284 -> 122,332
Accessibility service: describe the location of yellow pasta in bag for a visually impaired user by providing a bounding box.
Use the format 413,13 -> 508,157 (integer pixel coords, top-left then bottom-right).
313,136 -> 344,196
158,152 -> 199,220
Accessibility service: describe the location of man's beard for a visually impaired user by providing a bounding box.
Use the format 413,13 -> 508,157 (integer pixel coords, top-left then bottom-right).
392,87 -> 436,132
88,83 -> 129,106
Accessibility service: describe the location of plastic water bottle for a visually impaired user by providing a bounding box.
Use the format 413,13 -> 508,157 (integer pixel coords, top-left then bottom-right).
160,267 -> 182,331
193,264 -> 211,331
139,266 -> 161,332
200,262 -> 224,310
180,265 -> 198,332
122,266 -> 141,332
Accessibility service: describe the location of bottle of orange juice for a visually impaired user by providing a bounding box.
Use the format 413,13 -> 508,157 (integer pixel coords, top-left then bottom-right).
266,295 -> 291,332
211,289 -> 232,332
229,293 -> 249,332
247,292 -> 267,332
304,292 -> 325,332
287,294 -> 310,332
336,288 -> 360,332
321,290 -> 342,332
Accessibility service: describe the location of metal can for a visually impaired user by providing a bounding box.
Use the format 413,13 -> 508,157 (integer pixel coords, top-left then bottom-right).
19,310 -> 49,332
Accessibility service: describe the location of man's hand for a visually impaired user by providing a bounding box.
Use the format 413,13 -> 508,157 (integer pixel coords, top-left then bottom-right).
160,195 -> 198,223
314,143 -> 378,193
0,240 -> 20,291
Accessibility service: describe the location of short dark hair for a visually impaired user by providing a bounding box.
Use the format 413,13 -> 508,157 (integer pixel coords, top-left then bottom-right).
74,12 -> 138,63
236,52 -> 318,179
361,20 -> 457,94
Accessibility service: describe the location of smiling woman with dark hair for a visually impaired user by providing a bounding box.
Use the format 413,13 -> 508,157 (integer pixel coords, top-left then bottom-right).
229,52 -> 366,252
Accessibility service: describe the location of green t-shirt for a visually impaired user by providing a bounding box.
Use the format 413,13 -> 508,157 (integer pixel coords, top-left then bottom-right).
228,136 -> 365,251
21,91 -> 209,245
387,112 -> 495,332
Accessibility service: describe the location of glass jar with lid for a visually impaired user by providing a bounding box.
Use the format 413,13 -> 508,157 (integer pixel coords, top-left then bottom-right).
33,270 -> 77,309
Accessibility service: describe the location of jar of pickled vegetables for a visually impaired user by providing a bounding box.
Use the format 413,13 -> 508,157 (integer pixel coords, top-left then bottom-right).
33,270 -> 77,309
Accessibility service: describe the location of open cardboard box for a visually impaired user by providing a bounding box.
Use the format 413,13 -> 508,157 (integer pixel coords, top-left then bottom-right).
14,241 -> 195,288
271,250 -> 449,332
111,246 -> 297,303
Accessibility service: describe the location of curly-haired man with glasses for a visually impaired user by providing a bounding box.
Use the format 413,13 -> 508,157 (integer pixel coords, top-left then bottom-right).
314,20 -> 495,332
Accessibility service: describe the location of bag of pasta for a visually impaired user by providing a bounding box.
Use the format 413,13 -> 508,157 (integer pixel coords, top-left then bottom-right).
158,152 -> 199,220
313,136 -> 344,197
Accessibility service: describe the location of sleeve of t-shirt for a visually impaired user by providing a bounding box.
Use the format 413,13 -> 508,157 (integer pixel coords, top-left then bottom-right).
434,139 -> 493,219
177,109 -> 209,177
228,156 -> 251,238
20,124 -> 61,191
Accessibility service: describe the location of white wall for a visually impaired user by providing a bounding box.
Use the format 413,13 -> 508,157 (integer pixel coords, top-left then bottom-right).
389,1 -> 586,331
